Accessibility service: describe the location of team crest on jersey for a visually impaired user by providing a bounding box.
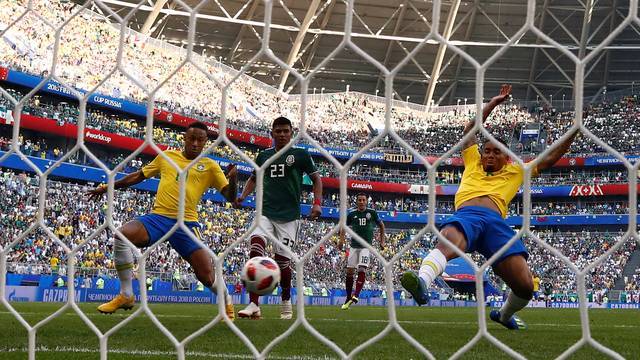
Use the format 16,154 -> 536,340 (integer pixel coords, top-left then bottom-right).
196,163 -> 206,171
366,213 -> 371,219
285,154 -> 295,166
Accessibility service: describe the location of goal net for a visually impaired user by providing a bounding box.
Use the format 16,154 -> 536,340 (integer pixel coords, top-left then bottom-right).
0,0 -> 638,359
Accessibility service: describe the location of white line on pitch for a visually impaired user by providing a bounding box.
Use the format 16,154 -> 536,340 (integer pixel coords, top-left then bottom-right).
0,346 -> 338,360
1,311 -> 638,328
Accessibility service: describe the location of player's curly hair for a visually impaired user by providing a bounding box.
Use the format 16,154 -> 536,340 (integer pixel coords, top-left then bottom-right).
187,121 -> 209,132
482,137 -> 508,149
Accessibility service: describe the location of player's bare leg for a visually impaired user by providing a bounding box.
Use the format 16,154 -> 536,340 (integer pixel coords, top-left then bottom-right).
97,220 -> 148,314
275,254 -> 293,319
188,248 -> 235,321
490,255 -> 533,330
238,236 -> 266,319
401,225 -> 467,305
341,267 -> 356,310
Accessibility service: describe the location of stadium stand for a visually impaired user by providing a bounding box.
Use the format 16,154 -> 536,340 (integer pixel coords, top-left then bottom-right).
1,1 -> 640,156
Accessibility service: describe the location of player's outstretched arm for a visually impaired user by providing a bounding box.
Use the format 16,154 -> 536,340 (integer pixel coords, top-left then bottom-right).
220,164 -> 238,203
234,175 -> 256,208
309,172 -> 323,220
462,84 -> 512,149
86,170 -> 147,200
536,130 -> 578,172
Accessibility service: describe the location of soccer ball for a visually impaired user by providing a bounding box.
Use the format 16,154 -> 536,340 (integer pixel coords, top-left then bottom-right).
241,256 -> 281,295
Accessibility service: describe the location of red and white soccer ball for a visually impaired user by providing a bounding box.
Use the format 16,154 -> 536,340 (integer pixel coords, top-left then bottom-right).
241,256 -> 281,295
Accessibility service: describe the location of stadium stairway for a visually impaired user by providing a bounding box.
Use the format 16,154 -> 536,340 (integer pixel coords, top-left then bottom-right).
435,277 -> 454,294
614,248 -> 640,290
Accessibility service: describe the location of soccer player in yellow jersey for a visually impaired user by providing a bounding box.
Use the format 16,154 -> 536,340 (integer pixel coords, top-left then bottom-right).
86,122 -> 238,319
401,85 -> 577,330
532,273 -> 541,302
50,255 -> 60,275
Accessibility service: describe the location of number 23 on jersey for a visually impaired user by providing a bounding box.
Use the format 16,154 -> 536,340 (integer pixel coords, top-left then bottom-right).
270,164 -> 285,178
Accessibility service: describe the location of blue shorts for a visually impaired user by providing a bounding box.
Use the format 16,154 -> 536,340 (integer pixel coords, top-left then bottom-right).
439,206 -> 528,265
136,213 -> 204,259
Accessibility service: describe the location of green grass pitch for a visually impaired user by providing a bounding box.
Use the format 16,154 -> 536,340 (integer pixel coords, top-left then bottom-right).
0,302 -> 638,359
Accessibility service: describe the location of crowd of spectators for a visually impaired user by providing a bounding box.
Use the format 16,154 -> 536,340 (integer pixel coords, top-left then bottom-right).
0,86 -> 636,187
625,268 -> 640,291
5,85 -> 638,191
2,133 -> 636,217
525,230 -> 636,293
0,169 -> 636,294
1,0 -> 640,158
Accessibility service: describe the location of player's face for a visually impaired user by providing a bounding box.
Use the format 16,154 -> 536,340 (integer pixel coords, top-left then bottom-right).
356,195 -> 367,210
481,141 -> 507,172
183,127 -> 208,159
272,124 -> 292,149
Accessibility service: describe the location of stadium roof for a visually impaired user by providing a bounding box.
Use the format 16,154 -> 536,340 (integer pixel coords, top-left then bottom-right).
87,0 -> 640,106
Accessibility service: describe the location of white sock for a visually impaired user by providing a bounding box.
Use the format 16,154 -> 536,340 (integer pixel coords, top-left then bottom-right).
418,249 -> 447,288
117,266 -> 133,297
114,237 -> 134,297
209,278 -> 231,305
500,292 -> 530,322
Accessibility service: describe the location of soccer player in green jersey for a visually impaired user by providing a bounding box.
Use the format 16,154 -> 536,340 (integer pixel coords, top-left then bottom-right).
235,117 -> 323,319
339,193 -> 385,310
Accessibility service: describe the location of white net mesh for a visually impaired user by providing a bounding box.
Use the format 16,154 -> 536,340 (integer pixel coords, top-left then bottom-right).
0,0 -> 638,358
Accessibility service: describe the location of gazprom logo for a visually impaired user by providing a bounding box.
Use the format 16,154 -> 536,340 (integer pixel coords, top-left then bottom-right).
8,289 -> 29,302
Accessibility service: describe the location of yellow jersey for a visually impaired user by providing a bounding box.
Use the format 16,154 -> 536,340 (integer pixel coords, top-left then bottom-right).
455,144 -> 538,218
533,276 -> 541,292
142,150 -> 228,222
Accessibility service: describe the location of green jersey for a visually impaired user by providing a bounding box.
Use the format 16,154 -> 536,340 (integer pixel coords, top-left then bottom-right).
346,208 -> 381,248
255,147 -> 317,221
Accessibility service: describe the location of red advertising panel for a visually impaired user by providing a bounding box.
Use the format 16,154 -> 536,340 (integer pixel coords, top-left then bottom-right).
0,66 -> 8,81
569,184 -> 640,196
549,157 -> 585,167
322,178 -> 436,194
153,109 -> 271,147
569,184 -> 604,196
16,114 -> 165,155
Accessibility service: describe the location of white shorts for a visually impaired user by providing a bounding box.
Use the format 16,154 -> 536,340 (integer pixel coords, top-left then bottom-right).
347,247 -> 370,268
250,215 -> 299,258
